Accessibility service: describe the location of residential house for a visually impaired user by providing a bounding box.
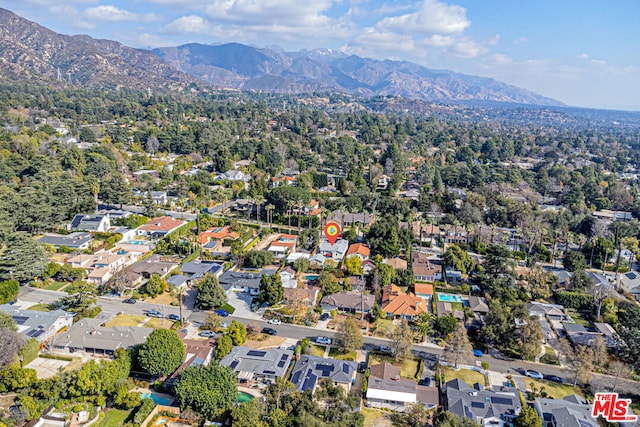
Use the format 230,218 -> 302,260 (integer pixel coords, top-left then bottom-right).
414,283 -> 434,309
0,305 -> 73,344
326,210 -> 374,228
436,269 -> 463,285
137,216 -> 186,238
166,274 -> 189,290
534,395 -> 596,427
67,252 -> 137,285
53,318 -> 152,357
270,175 -> 298,188
316,239 -> 349,262
38,232 -> 93,250
443,225 -> 469,245
218,268 -> 277,296
197,226 -> 240,249
347,276 -> 366,291
445,379 -> 521,427
362,260 -> 376,276
221,346 -> 294,384
562,322 -> 623,350
269,234 -> 298,258
468,296 -> 489,318
68,214 -> 110,232
592,209 -> 633,223
377,174 -> 391,190
366,363 -> 438,411
123,255 -> 179,287
284,286 -> 319,307
180,261 -> 224,284
527,302 -> 567,322
151,191 -> 168,205
280,267 -> 297,289
412,253 -> 442,282
320,290 -> 374,314
290,355 -> 357,394
98,208 -> 132,221
345,243 -> 370,261
620,271 -> 640,300
550,269 -> 573,287
436,302 -> 465,320
381,285 -> 427,321
166,339 -> 215,391
216,170 -> 251,182
385,257 -> 408,271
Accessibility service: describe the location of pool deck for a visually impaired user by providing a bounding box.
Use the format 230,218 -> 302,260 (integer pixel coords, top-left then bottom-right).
131,387 -> 175,405
237,386 -> 263,398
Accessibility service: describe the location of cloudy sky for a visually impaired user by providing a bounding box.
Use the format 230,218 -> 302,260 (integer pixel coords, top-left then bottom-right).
4,0 -> 639,110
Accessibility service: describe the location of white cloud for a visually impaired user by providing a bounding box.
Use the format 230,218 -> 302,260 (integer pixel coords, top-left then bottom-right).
579,53 -> 589,59
376,0 -> 470,35
491,53 -> 512,65
163,15 -> 211,35
514,37 -> 530,44
450,38 -> 486,57
487,34 -> 500,46
590,59 -> 607,66
83,5 -> 157,23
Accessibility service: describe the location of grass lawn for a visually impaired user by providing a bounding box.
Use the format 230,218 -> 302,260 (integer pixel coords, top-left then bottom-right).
27,304 -> 50,312
370,355 -> 420,379
540,346 -> 560,365
146,292 -> 178,306
565,309 -> 591,327
308,344 -> 326,357
362,407 -> 392,427
43,281 -> 68,291
104,314 -> 147,327
217,303 -> 236,314
526,379 -> 584,399
145,318 -> 174,329
372,318 -> 394,337
328,348 -> 357,361
98,409 -> 131,427
441,366 -> 487,387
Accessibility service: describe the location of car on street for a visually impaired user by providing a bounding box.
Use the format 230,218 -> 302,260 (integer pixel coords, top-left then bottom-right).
378,345 -> 393,354
545,375 -> 563,383
262,327 -> 278,336
319,313 -> 330,321
168,314 -> 180,321
524,370 -> 544,380
147,310 -> 163,318
473,349 -> 484,357
316,336 -> 332,345
215,309 -> 229,317
268,319 -> 282,325
123,298 -> 136,304
198,330 -> 216,338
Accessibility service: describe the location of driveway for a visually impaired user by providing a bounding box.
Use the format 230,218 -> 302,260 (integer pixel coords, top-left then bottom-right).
227,291 -> 260,320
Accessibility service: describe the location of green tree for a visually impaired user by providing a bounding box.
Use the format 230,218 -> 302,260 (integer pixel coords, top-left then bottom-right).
443,244 -> 475,274
388,320 -> 413,361
0,233 -> 47,282
343,256 -> 363,276
144,274 -> 165,297
0,312 -> 17,331
443,322 -> 473,368
174,363 -> 237,419
293,257 -> 310,273
435,314 -> 458,338
138,329 -> 185,376
0,329 -> 23,368
214,334 -> 233,360
226,320 -> 247,346
334,317 -> 364,353
231,400 -> 266,427
258,274 -> 284,305
412,312 -> 433,341
563,251 -> 587,272
245,250 -> 274,268
514,405 -> 542,427
0,280 -> 19,304
196,273 -> 227,310
367,216 -> 401,257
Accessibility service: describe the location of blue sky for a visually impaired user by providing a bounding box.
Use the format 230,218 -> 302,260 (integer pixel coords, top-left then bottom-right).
4,0 -> 639,110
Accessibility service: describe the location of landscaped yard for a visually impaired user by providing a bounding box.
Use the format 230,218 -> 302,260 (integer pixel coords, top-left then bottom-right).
526,379 -> 585,399
145,318 -> 174,329
104,314 -> 147,327
565,309 -> 591,327
370,354 -> 420,379
371,318 -> 394,337
43,281 -> 68,291
27,304 -> 50,311
145,292 -> 179,306
362,407 -> 393,427
328,348 -> 356,361
98,409 -> 131,427
441,366 -> 487,387
308,344 -> 327,357
540,345 -> 560,365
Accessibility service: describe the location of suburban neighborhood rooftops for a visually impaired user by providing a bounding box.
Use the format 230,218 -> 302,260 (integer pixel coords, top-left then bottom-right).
290,355 -> 357,393
38,232 -> 93,248
221,346 -> 294,380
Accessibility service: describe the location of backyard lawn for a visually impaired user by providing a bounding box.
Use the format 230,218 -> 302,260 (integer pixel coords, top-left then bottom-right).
98,409 -> 131,427
526,379 -> 585,399
104,314 -> 147,327
370,354 -> 420,379
441,366 -> 487,387
362,407 -> 393,427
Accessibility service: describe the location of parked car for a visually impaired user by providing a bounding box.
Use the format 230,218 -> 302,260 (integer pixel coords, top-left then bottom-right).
262,327 -> 278,336
319,313 -> 330,321
198,330 -> 216,338
215,309 -> 229,317
168,314 -> 180,321
221,322 -> 229,328
268,319 -> 282,325
378,345 -> 393,354
147,311 -> 163,318
524,370 -> 544,380
123,298 -> 136,304
316,336 -> 332,345
545,375 -> 563,383
358,362 -> 367,373
418,378 -> 431,386
473,349 -> 484,357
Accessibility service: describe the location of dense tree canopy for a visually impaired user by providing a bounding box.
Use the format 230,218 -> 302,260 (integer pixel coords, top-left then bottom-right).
174,363 -> 237,420
138,329 -> 185,376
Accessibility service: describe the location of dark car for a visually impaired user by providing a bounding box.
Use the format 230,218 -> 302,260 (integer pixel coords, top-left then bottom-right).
545,375 -> 563,383
418,378 -> 431,386
123,298 -> 136,304
320,313 -> 330,321
215,309 -> 229,317
262,327 -> 278,336
168,314 -> 180,321
358,362 -> 367,373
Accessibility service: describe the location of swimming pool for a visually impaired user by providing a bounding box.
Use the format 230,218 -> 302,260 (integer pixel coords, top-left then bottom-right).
140,392 -> 173,406
237,392 -> 254,403
305,275 -> 319,281
438,293 -> 464,303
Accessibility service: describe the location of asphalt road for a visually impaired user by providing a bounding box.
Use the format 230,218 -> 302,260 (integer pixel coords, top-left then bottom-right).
17,287 -> 640,396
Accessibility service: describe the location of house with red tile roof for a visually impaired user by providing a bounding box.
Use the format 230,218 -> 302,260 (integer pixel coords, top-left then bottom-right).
137,216 -> 186,238
268,234 -> 298,257
197,226 -> 240,245
346,243 -> 370,261
382,284 -> 428,321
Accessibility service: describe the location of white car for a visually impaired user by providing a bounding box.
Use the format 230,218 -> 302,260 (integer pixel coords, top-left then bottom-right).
316,336 -> 332,345
268,319 -> 282,325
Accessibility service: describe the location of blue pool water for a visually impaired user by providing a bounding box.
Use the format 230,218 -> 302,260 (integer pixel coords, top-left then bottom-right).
305,275 -> 319,281
140,392 -> 172,406
438,293 -> 464,303
127,240 -> 148,245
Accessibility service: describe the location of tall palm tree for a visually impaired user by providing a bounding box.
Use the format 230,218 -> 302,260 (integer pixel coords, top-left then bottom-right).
254,195 -> 265,223
265,204 -> 275,229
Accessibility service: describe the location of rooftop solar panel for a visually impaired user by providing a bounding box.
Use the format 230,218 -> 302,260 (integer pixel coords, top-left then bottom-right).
491,397 -> 513,405
247,350 -> 267,357
12,316 -> 29,325
471,402 -> 485,408
277,360 -> 287,368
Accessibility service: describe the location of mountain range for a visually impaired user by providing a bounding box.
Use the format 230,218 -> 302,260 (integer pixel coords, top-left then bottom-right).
0,7 -> 563,106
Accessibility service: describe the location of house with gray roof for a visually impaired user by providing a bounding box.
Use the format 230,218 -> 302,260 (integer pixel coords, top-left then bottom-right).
366,363 -> 438,411
563,322 -> 623,349
620,271 -> 640,301
218,268 -> 277,296
180,260 -> 224,284
290,355 -> 357,394
320,290 -> 374,314
221,346 -> 293,384
68,214 -> 110,232
445,379 -> 521,427
527,302 -> 567,321
534,395 -> 596,427
316,238 -> 349,262
38,232 -> 93,250
0,305 -> 74,344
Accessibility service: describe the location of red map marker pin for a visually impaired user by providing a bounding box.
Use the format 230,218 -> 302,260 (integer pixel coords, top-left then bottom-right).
324,221 -> 341,246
